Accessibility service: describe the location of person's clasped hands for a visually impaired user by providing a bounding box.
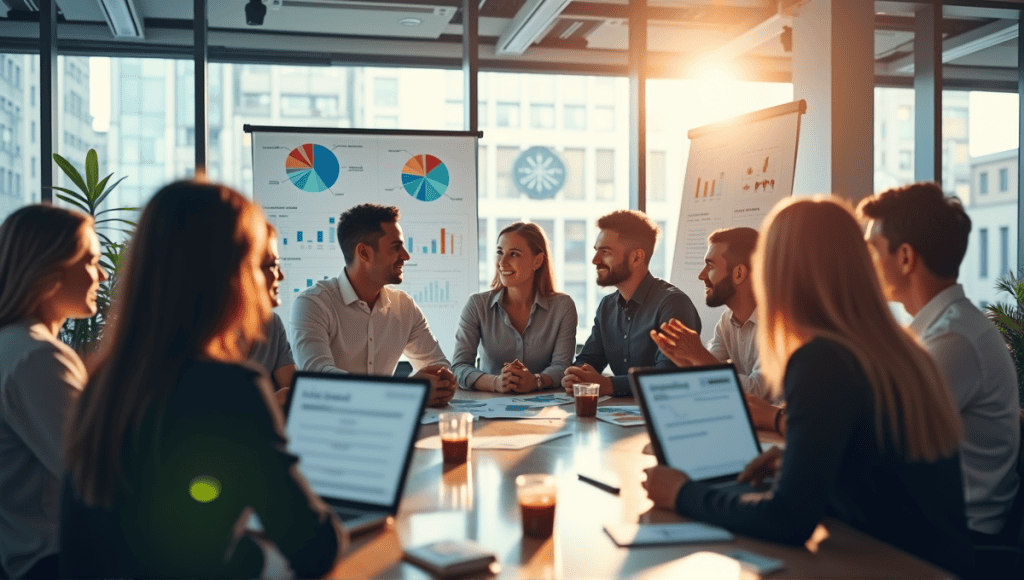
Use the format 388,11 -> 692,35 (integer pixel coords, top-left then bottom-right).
498,359 -> 538,394
414,364 -> 457,407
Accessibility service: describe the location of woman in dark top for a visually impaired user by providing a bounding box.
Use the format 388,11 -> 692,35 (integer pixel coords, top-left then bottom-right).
60,181 -> 346,579
644,197 -> 975,578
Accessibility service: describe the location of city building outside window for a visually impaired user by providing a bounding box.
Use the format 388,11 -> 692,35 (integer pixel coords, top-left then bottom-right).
496,146 -> 519,198
980,171 -> 989,194
999,167 -> 1008,192
979,228 -> 989,278
374,77 -> 398,107
1000,226 -> 1009,279
595,149 -> 615,200
562,147 -> 585,200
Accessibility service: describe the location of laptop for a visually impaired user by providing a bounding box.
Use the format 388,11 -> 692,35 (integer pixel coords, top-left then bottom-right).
629,364 -> 767,492
283,371 -> 430,533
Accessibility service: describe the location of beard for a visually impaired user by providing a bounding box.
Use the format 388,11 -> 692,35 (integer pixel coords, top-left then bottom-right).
597,260 -> 632,287
705,275 -> 736,307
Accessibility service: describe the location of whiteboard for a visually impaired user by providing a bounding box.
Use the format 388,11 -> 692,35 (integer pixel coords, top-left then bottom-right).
669,101 -> 805,342
247,126 -> 479,360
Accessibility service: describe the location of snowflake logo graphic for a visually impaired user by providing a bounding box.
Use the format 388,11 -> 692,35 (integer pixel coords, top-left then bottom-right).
513,146 -> 566,199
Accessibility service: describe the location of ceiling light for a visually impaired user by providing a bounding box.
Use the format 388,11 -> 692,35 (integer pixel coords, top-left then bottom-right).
496,0 -> 572,56
399,18 -> 422,26
96,0 -> 145,39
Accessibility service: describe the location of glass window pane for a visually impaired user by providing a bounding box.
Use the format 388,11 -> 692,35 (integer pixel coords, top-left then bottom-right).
562,148 -> 585,200
496,146 -> 519,199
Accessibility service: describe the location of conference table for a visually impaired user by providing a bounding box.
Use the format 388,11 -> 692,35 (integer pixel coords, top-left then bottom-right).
326,391 -> 953,579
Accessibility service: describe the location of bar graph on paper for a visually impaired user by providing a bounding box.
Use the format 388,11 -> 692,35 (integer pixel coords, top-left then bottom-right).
264,213 -> 340,253
403,270 -> 463,309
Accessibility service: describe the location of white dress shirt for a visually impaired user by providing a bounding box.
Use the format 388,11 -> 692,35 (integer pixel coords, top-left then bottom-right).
909,284 -> 1020,535
291,269 -> 450,375
706,308 -> 768,399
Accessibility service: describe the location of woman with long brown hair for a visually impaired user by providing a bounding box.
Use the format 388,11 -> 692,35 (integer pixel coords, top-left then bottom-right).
60,181 -> 345,578
643,197 -> 974,578
452,222 -> 577,392
0,204 -> 105,579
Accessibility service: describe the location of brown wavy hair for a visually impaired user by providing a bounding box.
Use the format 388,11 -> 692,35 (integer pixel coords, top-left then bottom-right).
66,180 -> 270,506
0,204 -> 91,328
490,221 -> 557,296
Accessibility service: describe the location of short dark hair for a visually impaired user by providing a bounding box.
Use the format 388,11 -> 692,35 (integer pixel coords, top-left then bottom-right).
596,210 -> 660,265
336,204 -> 400,265
857,182 -> 971,279
708,227 -> 758,270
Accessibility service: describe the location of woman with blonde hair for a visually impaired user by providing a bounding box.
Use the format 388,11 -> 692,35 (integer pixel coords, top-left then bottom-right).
0,204 -> 105,579
643,196 -> 974,578
60,181 -> 346,578
452,221 -> 577,392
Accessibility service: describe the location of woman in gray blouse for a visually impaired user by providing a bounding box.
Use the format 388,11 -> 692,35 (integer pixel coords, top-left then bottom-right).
453,222 -> 577,392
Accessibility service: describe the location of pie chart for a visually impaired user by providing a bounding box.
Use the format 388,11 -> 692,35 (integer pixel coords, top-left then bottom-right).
401,154 -> 449,202
286,144 -> 340,193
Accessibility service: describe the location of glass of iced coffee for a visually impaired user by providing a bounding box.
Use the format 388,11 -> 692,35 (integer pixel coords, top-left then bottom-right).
516,474 -> 557,538
438,412 -> 473,465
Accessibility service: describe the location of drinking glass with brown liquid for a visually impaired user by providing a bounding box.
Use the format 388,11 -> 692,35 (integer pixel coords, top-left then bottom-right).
573,383 -> 599,418
516,474 -> 557,538
439,412 -> 473,464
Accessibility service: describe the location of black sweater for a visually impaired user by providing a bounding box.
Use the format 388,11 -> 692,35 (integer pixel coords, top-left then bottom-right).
59,361 -> 340,579
674,338 -> 976,579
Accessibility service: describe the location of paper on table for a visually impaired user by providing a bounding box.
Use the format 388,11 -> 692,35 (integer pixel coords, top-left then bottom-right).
595,405 -> 646,427
423,401 -> 571,424
416,430 -> 571,451
603,522 -> 733,547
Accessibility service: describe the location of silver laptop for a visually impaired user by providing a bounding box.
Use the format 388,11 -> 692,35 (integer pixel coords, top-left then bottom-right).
629,364 -> 767,492
284,372 -> 430,533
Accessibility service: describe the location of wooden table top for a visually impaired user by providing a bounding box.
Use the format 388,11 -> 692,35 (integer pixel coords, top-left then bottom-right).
325,393 -> 952,579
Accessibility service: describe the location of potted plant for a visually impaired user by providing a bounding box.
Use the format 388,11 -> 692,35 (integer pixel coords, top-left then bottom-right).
986,268 -> 1024,414
50,149 -> 135,353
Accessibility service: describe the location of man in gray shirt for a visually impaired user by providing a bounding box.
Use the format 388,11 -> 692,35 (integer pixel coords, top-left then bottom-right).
859,183 -> 1020,549
562,210 -> 701,397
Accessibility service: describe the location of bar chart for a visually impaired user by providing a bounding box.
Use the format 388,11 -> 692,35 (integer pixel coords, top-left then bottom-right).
405,227 -> 462,256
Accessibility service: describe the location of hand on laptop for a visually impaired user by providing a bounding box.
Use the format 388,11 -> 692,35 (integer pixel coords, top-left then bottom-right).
642,465 -> 691,510
650,319 -> 719,367
501,359 -> 538,394
561,364 -> 612,396
737,446 -> 783,488
415,365 -> 456,407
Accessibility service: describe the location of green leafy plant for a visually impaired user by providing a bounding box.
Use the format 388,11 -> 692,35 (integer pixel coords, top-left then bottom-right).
986,268 -> 1024,408
50,149 -> 135,353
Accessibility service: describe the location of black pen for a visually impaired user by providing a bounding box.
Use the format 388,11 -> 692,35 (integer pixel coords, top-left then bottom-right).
577,473 -> 620,495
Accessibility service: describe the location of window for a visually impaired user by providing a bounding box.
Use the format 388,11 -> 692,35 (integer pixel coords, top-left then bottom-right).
595,149 -> 615,200
241,92 -> 270,115
281,94 -> 313,117
564,104 -> 586,131
496,146 -> 519,198
530,104 -> 555,129
594,106 -> 615,132
374,115 -> 398,128
650,220 -> 667,279
562,148 -> 585,200
1000,226 -> 1009,278
445,101 -> 462,130
979,228 -> 989,278
374,78 -> 398,107
478,145 -> 487,198
999,168 -> 1008,192
496,102 -> 520,128
564,219 -> 588,329
898,150 -> 912,171
980,172 -> 989,195
648,150 -> 666,202
478,218 -> 490,288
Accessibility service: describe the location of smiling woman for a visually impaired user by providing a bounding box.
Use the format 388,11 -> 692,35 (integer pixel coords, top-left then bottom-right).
0,204 -> 102,579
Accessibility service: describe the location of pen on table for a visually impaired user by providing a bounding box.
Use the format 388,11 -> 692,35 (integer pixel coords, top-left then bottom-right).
577,473 -> 620,495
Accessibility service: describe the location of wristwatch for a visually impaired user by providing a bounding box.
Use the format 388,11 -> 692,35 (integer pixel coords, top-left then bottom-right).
534,373 -> 544,389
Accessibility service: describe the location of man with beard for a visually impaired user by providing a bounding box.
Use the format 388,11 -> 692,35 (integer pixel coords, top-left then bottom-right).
562,210 -> 701,397
650,227 -> 768,399
291,203 -> 456,407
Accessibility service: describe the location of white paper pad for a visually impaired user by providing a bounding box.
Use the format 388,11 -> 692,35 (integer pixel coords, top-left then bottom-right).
604,522 -> 733,547
416,430 -> 571,451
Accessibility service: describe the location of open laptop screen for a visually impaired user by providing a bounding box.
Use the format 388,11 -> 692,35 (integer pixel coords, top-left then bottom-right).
632,365 -> 762,482
285,373 -> 428,508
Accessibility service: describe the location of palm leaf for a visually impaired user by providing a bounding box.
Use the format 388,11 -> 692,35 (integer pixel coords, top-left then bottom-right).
55,194 -> 92,214
52,153 -> 88,195
95,176 -> 129,207
85,149 -> 99,197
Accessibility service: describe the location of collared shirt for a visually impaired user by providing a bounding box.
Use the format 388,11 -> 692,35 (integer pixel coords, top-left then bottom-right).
707,308 -> 768,399
291,269 -> 450,375
452,289 -> 578,390
575,272 -> 701,397
0,318 -> 87,578
909,283 -> 1020,535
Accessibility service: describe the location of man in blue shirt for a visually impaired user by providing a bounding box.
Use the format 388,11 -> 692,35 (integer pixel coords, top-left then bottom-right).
562,210 -> 701,397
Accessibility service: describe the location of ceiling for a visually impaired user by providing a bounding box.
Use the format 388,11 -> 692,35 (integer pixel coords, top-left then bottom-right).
0,0 -> 1021,89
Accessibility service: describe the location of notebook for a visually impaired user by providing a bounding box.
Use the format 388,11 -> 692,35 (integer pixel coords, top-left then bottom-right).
629,364 -> 765,490
284,371 -> 430,533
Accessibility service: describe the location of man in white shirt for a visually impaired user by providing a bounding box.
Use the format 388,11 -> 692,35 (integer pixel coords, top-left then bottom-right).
650,227 -> 768,399
859,182 -> 1020,544
291,203 -> 456,407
